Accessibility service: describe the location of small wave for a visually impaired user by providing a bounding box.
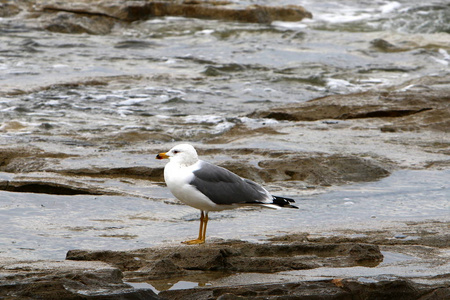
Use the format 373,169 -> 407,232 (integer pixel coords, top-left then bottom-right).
306,1 -> 449,34
183,115 -> 225,125
382,5 -> 450,34
326,78 -> 358,92
114,98 -> 151,107
379,2 -> 402,14
272,21 -> 308,30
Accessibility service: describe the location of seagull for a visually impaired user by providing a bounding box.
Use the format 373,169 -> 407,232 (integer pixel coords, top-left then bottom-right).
156,143 -> 298,244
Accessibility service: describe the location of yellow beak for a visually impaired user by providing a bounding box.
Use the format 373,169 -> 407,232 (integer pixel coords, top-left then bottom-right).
156,152 -> 169,160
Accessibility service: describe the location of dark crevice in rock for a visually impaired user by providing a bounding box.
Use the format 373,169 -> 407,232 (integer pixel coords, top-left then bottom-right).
59,166 -> 165,181
42,7 -> 121,21
339,108 -> 433,119
264,111 -> 299,121
249,88 -> 449,132
0,181 -> 102,195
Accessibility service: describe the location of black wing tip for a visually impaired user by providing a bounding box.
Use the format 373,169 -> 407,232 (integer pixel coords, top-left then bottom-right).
272,195 -> 298,209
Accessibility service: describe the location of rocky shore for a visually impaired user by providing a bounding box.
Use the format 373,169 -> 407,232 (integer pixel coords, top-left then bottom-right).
0,0 -> 449,299
1,221 -> 449,299
1,78 -> 449,298
1,0 -> 311,36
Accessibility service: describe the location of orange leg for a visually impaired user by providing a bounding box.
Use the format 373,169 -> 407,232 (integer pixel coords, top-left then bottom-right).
183,211 -> 209,245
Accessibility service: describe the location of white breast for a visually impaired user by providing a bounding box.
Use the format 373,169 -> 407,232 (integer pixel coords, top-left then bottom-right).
164,160 -> 220,211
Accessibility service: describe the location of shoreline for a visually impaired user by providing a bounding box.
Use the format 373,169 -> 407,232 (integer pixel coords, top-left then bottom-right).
1,220 -> 448,299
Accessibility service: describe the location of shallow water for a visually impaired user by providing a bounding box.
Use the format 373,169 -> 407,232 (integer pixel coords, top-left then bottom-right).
1,0 -> 449,145
0,1 -> 449,261
0,169 -> 448,260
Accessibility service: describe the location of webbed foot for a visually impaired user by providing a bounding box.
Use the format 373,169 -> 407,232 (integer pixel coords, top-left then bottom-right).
182,238 -> 205,245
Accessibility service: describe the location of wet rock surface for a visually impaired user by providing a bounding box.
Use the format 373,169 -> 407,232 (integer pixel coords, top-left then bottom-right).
160,278 -> 449,300
0,258 -> 160,299
39,0 -> 312,24
66,240 -> 384,275
1,0 -> 449,299
249,78 -> 450,133
0,79 -> 448,299
0,146 -> 390,190
0,0 -> 312,36
2,222 -> 448,299
5,0 -> 313,35
0,78 -> 448,298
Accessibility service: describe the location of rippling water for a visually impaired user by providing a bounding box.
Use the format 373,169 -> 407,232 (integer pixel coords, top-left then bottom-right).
1,0 -> 449,144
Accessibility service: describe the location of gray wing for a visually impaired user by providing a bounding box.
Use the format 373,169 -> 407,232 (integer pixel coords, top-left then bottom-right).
190,161 -> 270,205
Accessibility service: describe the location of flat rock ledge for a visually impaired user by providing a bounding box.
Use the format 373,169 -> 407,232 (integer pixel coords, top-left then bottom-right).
1,233 -> 449,299
66,240 -> 384,276
160,278 -> 449,300
0,146 -> 391,197
249,78 -> 450,133
0,0 -> 313,34
39,0 -> 313,23
0,258 -> 159,299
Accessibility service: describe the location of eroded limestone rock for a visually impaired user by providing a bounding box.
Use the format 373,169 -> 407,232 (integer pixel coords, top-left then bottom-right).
39,0 -> 312,23
66,240 -> 384,279
249,81 -> 450,133
33,0 -> 312,34
0,258 -> 159,299
159,277 -> 449,300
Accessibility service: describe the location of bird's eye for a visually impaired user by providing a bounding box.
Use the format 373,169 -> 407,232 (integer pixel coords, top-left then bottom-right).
173,150 -> 179,154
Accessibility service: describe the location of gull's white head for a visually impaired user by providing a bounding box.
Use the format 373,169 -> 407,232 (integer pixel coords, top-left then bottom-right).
156,143 -> 199,166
